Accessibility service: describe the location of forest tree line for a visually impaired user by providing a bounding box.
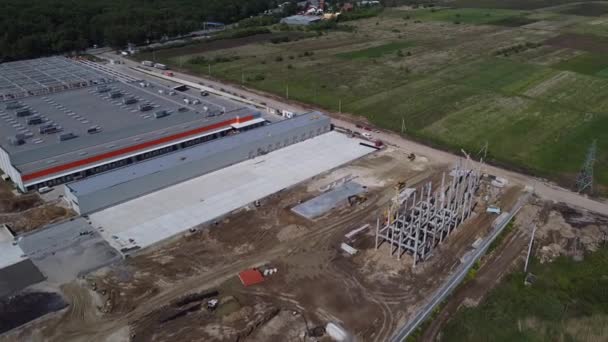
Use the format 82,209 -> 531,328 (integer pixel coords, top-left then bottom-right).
0,0 -> 279,61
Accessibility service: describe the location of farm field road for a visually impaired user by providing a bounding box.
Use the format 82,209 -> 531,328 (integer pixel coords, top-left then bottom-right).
103,53 -> 608,216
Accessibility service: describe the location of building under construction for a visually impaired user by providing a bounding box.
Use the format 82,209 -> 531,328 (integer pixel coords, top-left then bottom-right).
375,161 -> 482,265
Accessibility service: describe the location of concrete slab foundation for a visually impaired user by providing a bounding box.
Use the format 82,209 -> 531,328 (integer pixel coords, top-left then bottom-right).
292,181 -> 365,219
89,132 -> 374,252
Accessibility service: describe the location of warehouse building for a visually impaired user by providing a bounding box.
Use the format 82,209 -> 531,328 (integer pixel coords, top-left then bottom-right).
65,111 -> 331,214
280,15 -> 322,26
0,57 -> 266,192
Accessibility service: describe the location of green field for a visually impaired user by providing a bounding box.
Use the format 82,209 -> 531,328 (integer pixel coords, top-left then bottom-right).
137,6 -> 608,193
336,41 -> 414,59
440,247 -> 608,341
405,7 -> 531,25
555,53 -> 608,77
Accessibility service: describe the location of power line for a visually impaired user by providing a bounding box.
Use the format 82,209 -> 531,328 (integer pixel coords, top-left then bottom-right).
576,139 -> 597,194
477,141 -> 488,161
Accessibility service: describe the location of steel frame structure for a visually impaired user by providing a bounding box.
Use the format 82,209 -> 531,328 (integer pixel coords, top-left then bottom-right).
375,161 -> 482,266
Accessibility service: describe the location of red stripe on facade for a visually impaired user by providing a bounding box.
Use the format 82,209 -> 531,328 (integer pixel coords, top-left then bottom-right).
22,115 -> 255,182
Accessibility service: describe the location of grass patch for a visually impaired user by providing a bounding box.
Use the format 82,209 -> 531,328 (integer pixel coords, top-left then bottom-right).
339,7 -> 384,22
559,2 -> 608,16
336,41 -> 414,59
488,16 -> 536,27
441,246 -> 608,341
408,8 -> 529,25
150,24 -> 608,193
554,53 -> 608,77
449,0 -> 589,10
488,221 -> 516,253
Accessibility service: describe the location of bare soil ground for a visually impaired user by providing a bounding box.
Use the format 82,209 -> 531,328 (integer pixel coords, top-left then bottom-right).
0,180 -> 75,234
3,149 -> 520,342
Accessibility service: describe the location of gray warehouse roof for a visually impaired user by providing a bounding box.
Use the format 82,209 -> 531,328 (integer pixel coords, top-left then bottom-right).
0,57 -> 258,177
0,57 -> 106,100
280,15 -> 322,25
68,111 -> 329,197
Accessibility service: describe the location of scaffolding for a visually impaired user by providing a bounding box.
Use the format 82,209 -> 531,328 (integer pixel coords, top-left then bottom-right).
375,160 -> 483,266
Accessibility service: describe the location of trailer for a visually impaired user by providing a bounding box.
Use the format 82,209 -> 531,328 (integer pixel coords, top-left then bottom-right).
154,63 -> 168,70
141,60 -> 154,67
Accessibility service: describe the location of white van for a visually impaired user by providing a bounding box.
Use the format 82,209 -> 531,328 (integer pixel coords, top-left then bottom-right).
38,186 -> 53,194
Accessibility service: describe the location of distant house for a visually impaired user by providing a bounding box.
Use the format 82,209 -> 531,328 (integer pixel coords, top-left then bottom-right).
359,0 -> 381,6
342,2 -> 354,12
280,15 -> 322,26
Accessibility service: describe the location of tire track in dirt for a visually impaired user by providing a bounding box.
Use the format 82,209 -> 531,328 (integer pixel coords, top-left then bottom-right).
45,194 -> 386,341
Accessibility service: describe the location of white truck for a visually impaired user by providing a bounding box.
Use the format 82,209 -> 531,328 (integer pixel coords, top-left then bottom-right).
141,60 -> 154,67
154,63 -> 168,70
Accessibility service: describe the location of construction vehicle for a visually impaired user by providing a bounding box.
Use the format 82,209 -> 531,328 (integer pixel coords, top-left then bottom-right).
348,194 -> 367,206
396,181 -> 406,191
207,299 -> 219,311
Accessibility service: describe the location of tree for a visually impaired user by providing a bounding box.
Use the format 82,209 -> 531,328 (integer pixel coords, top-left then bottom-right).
0,0 -> 279,61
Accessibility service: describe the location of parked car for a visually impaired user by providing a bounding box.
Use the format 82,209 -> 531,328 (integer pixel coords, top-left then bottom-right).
38,186 -> 53,194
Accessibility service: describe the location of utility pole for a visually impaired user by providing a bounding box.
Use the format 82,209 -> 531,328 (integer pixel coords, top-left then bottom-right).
208,64 -> 211,76
524,224 -> 537,273
286,84 -> 289,99
478,141 -> 488,160
401,116 -> 405,134
339,99 -> 342,114
576,139 -> 597,194
241,70 -> 245,84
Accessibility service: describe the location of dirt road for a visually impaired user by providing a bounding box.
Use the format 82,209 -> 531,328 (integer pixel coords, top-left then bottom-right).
98,52 -> 608,217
